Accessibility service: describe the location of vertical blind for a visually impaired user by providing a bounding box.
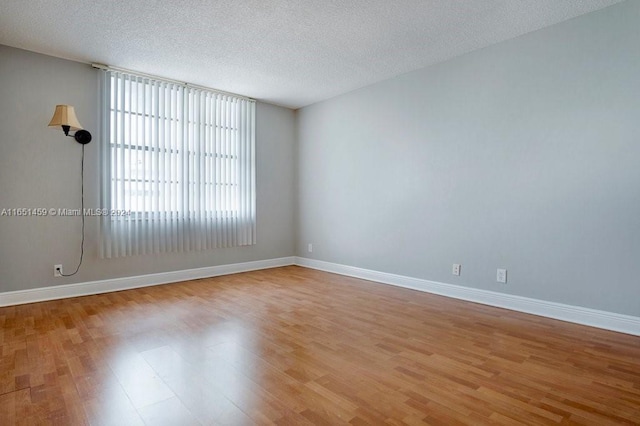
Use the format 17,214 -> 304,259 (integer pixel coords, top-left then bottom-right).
99,69 -> 256,258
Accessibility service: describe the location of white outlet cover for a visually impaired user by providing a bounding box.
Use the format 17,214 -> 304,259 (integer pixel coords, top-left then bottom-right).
497,268 -> 507,283
452,264 -> 461,276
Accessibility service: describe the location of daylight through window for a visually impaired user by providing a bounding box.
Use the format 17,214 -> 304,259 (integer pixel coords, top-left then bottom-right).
99,69 -> 256,258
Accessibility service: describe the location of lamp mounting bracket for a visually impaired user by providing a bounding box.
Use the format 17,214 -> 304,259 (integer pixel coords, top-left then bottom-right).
69,129 -> 92,144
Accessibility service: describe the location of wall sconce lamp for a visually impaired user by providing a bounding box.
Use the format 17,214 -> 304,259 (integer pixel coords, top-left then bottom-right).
48,104 -> 91,277
48,105 -> 92,144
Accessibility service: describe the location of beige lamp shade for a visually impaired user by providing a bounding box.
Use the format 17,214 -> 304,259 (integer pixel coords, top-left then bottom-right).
48,105 -> 84,131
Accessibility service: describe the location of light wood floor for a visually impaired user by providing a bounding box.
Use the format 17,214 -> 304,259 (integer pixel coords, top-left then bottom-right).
1,266 -> 639,425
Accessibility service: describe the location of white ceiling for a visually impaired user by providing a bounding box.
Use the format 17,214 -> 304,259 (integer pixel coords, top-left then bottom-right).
0,0 -> 626,109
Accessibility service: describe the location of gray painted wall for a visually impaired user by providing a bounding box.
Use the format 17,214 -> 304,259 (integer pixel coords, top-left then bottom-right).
296,1 -> 640,316
0,45 -> 296,292
2,2 -> 639,318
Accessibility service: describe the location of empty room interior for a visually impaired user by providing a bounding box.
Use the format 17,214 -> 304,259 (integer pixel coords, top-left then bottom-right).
1,0 -> 639,424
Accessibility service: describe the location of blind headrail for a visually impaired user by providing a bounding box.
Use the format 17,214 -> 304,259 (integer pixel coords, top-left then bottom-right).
91,63 -> 255,102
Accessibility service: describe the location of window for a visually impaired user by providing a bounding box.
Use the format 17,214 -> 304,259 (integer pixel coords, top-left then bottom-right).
99,70 -> 256,258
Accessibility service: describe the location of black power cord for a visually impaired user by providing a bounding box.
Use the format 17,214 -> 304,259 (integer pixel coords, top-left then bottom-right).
60,144 -> 85,276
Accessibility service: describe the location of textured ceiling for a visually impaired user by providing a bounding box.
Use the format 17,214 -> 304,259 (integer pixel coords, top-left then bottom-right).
0,0 -> 626,109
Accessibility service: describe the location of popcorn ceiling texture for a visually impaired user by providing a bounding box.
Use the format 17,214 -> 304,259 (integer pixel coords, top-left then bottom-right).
0,0 -> 625,108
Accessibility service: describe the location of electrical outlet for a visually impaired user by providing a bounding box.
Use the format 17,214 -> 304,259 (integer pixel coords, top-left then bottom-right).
54,264 -> 63,278
452,264 -> 461,276
308,243 -> 313,253
497,268 -> 507,283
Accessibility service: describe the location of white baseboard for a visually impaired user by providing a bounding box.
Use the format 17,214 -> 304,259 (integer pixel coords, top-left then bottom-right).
294,257 -> 640,337
3,255 -> 638,337
0,257 -> 295,307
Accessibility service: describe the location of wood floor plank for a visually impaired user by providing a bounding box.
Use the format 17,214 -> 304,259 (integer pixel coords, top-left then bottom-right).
0,266 -> 639,425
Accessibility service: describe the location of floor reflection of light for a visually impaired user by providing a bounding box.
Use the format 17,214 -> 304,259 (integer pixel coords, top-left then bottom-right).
90,371 -> 145,426
199,320 -> 258,413
90,302 -> 263,423
106,346 -> 175,407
